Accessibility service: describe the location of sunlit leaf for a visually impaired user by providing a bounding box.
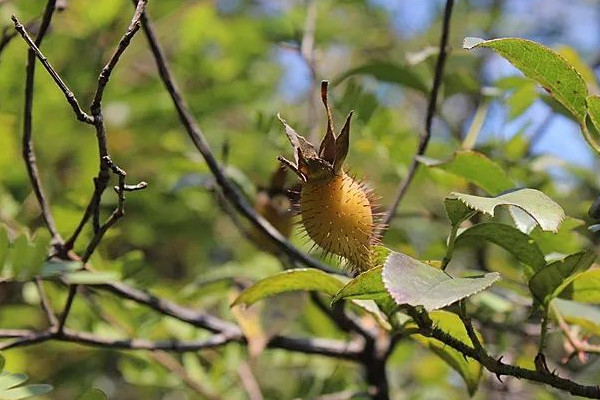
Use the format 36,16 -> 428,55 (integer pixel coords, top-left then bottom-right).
231,269 -> 345,307
382,252 -> 500,311
463,37 -> 587,121
559,269 -> 600,304
451,188 -> 565,233
420,150 -> 513,195
76,388 -> 108,400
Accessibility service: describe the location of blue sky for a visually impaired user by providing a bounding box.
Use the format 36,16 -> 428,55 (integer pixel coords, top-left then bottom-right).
276,0 -> 600,168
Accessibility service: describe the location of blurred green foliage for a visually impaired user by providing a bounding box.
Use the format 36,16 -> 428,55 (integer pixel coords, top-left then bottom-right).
1,0 -> 600,399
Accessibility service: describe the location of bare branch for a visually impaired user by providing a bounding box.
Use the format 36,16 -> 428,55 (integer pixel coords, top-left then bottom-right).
35,277 -> 58,327
12,15 -> 94,124
382,0 -> 455,227
14,1 -> 63,246
135,4 -> 339,275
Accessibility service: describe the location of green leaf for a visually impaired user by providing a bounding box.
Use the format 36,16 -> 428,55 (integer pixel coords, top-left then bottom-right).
0,355 -> 4,372
76,388 -> 108,400
463,37 -> 587,121
552,298 -> 600,337
419,150 -> 514,195
506,81 -> 537,120
0,373 -> 27,391
410,310 -> 482,395
529,251 -> 596,305
584,95 -> 600,153
0,384 -> 53,399
455,223 -> 546,272
231,269 -> 345,307
451,188 -> 565,233
41,261 -> 82,277
333,62 -> 429,94
382,252 -> 500,311
63,271 -> 119,285
444,198 -> 475,227
559,269 -> 600,303
0,225 -> 10,273
331,267 -> 387,303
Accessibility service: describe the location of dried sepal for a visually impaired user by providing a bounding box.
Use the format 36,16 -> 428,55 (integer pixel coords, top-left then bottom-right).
334,111 -> 352,173
318,81 -> 336,163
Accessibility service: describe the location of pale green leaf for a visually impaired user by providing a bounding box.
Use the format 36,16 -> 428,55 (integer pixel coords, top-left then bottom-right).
0,373 -> 27,391
559,269 -> 600,303
452,188 -> 565,233
63,271 -> 119,285
0,384 -> 53,399
382,252 -> 500,311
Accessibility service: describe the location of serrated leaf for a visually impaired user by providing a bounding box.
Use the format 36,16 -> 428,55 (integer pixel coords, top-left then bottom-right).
331,266 -> 398,316
444,198 -> 475,226
410,310 -> 482,395
76,388 -> 108,400
382,252 -> 500,311
63,271 -> 119,285
463,37 -> 587,122
529,251 -> 596,305
0,384 -> 53,399
420,150 -> 514,195
559,269 -> 600,303
231,269 -> 345,307
452,188 -> 565,233
455,223 -> 546,272
333,62 -> 429,94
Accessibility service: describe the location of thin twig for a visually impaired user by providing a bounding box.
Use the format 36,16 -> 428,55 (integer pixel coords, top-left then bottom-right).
12,15 -> 95,124
135,4 -> 341,275
14,1 -> 63,246
382,0 -> 455,227
35,277 -> 58,327
238,361 -> 265,400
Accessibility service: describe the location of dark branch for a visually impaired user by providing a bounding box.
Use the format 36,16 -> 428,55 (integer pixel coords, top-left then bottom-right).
12,15 -> 94,124
15,1 -> 63,246
0,327 -> 362,360
135,3 -> 337,275
382,0 -> 455,227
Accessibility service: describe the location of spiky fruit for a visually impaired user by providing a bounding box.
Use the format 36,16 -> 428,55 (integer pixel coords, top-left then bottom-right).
278,81 -> 378,272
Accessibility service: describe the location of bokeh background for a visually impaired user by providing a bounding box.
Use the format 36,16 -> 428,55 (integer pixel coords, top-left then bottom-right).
1,0 -> 600,399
